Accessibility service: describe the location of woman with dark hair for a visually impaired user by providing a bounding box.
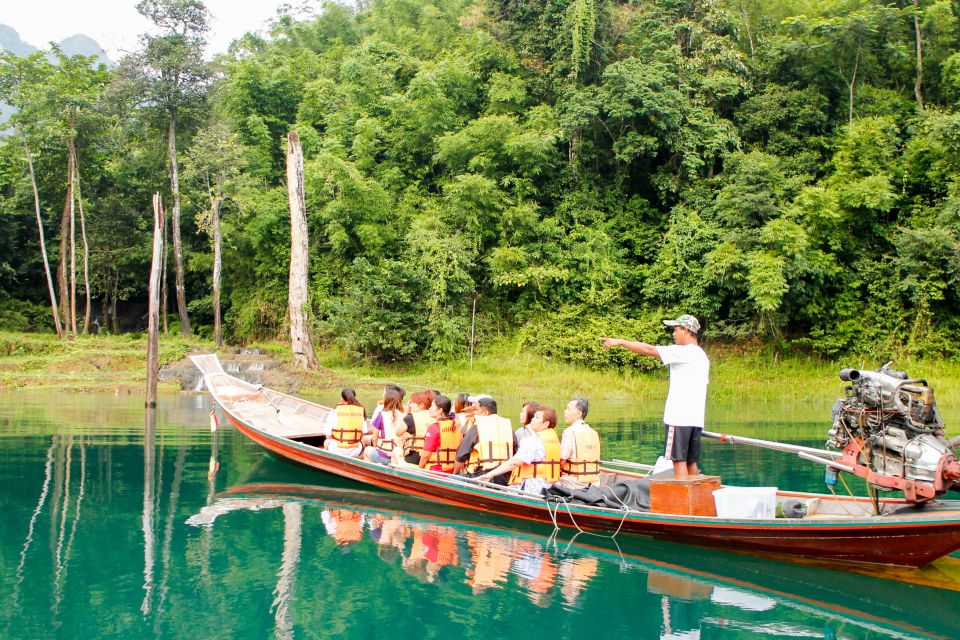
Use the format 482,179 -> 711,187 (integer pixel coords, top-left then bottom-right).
364,387 -> 407,464
324,388 -> 369,457
516,401 -> 541,440
418,395 -> 462,473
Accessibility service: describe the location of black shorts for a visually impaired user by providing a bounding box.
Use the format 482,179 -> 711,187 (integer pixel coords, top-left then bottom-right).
664,425 -> 702,463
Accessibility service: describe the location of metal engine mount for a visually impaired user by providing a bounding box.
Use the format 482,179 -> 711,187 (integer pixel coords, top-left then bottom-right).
828,362 -> 960,503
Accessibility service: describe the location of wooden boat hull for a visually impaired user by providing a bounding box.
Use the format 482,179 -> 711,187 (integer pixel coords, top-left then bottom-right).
193,354 -> 960,567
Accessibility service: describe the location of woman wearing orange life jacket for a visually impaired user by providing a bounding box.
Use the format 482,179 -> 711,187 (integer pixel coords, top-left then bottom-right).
419,395 -> 462,473
323,388 -> 369,457
476,407 -> 561,495
363,387 -> 407,465
399,390 -> 435,466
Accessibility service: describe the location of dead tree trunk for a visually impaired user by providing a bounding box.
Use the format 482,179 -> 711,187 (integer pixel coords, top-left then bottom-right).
846,46 -> 861,129
110,270 -> 120,334
22,136 -> 63,337
71,146 -> 92,334
57,151 -> 73,337
914,0 -> 924,110
168,111 -> 191,337
146,193 -> 164,408
211,197 -> 223,347
65,134 -> 78,336
286,131 -> 318,370
161,209 -> 169,335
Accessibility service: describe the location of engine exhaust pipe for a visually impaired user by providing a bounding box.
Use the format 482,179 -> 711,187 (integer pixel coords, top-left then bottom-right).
839,368 -> 861,382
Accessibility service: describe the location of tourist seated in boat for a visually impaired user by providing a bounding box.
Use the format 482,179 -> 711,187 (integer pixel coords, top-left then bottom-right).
399,390 -> 436,466
556,397 -> 601,490
323,388 -> 369,457
419,395 -> 462,473
515,401 -> 542,440
476,406 -> 560,495
364,387 -> 407,465
453,393 -> 473,433
370,383 -> 405,423
454,397 -> 518,485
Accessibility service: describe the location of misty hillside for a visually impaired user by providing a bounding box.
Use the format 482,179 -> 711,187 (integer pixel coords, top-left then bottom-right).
0,24 -> 113,127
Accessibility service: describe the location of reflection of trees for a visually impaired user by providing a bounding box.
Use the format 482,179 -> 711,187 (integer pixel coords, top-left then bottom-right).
141,411 -> 156,615
271,503 -> 302,640
12,439 -> 55,609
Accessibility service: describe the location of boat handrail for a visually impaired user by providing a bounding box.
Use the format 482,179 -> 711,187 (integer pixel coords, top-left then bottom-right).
602,459 -> 654,472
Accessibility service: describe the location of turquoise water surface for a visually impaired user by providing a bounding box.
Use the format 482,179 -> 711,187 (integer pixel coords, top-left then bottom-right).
2,390 -> 959,639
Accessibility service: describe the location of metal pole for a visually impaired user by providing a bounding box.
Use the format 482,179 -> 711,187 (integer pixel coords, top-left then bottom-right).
470,295 -> 477,368
702,430 -> 844,459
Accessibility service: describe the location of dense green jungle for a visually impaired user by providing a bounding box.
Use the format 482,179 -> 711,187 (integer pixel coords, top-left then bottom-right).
3,0 -> 960,370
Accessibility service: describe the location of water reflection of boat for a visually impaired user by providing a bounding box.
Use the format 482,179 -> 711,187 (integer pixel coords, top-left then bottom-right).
186,469 -> 960,639
192,355 -> 960,567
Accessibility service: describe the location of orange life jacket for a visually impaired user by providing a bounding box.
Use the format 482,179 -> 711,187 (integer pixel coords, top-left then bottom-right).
467,415 -> 514,473
403,410 -> 432,456
332,403 -> 364,447
431,526 -> 459,567
510,428 -> 561,485
432,419 -> 462,472
466,532 -> 512,593
329,509 -> 363,545
559,426 -> 600,484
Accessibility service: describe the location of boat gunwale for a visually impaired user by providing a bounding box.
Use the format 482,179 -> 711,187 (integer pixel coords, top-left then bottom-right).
207,376 -> 960,531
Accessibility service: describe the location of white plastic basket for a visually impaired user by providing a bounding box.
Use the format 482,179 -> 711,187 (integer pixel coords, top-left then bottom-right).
712,486 -> 777,519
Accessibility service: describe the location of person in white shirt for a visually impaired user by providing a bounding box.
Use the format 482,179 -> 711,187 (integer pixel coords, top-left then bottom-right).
601,314 -> 709,478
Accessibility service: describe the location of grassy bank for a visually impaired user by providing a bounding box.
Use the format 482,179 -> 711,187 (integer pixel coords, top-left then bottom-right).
3,331 -> 960,418
0,331 -> 196,391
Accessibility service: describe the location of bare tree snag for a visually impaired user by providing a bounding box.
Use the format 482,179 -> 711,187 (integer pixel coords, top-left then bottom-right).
286,131 -> 318,370
211,196 -> 223,347
71,146 -> 92,333
66,135 -> 77,336
57,151 -> 73,336
146,193 -> 164,408
914,0 -> 924,110
168,112 -> 191,337
161,209 -> 169,335
23,138 -> 63,337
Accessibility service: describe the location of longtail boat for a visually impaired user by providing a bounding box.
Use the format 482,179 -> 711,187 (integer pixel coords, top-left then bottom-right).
191,354 -> 960,567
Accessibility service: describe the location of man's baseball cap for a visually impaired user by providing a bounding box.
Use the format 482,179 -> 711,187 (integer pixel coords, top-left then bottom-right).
467,393 -> 493,403
663,314 -> 701,334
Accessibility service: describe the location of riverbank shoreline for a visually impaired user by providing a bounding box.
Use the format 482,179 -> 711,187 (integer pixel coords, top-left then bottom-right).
2,330 -> 959,412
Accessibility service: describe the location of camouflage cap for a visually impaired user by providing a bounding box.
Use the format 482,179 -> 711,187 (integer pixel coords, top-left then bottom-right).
663,314 -> 701,334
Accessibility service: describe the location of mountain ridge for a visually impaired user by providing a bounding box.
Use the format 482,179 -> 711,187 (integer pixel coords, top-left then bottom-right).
0,23 -> 112,66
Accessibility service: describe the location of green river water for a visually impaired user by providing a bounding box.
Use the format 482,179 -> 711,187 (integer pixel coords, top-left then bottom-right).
2,389 -> 960,639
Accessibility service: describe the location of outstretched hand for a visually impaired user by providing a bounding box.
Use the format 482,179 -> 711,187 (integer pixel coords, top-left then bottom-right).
599,337 -> 620,350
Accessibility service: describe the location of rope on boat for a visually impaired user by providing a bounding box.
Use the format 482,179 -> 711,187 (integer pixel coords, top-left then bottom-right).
545,496 -> 632,541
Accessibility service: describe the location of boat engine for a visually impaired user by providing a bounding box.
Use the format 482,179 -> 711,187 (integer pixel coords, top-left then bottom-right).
827,363 -> 960,503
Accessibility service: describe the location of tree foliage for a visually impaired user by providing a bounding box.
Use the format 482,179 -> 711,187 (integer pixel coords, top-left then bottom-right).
4,0 -> 960,363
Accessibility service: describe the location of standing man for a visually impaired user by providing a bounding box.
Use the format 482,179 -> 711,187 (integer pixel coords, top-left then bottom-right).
602,314 -> 709,478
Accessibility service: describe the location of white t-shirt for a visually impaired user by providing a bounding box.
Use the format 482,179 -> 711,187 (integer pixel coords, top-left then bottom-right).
514,433 -> 546,464
656,344 -> 709,427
